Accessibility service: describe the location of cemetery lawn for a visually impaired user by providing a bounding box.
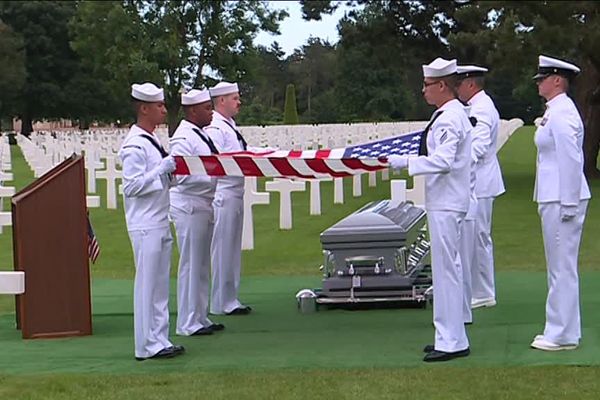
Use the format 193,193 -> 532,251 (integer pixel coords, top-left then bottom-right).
1,126 -> 600,399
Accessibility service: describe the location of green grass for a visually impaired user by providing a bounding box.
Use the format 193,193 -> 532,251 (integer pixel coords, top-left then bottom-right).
1,366 -> 599,400
1,126 -> 600,399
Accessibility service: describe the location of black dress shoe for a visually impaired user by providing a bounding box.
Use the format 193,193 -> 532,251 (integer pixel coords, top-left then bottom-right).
225,306 -> 252,315
209,323 -> 225,331
423,348 -> 470,362
423,344 -> 434,353
171,345 -> 185,354
135,345 -> 185,361
192,326 -> 214,336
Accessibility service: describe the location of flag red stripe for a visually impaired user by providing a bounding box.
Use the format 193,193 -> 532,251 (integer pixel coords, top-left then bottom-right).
201,156 -> 227,176
315,149 -> 331,158
174,156 -> 190,175
234,157 -> 265,177
270,158 -> 314,179
305,159 -> 350,178
287,150 -> 303,158
342,158 -> 384,172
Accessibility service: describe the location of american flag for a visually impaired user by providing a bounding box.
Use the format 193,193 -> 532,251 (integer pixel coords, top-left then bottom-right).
173,130 -> 422,179
87,214 -> 100,264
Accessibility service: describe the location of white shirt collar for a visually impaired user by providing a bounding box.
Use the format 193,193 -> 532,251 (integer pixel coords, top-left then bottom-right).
180,119 -> 201,131
546,92 -> 568,108
438,98 -> 463,112
467,90 -> 486,106
212,111 -> 235,125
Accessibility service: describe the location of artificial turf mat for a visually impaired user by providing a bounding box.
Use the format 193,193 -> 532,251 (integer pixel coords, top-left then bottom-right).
1,271 -> 599,375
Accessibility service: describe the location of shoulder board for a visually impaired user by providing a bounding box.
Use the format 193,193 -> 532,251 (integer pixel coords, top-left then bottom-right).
170,137 -> 187,142
122,144 -> 143,150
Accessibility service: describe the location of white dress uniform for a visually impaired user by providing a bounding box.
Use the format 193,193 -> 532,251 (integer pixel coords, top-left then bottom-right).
205,110 -> 247,314
119,124 -> 174,359
468,90 -> 505,304
408,98 -> 472,353
459,140 -> 477,325
534,92 -> 590,345
170,118 -> 218,335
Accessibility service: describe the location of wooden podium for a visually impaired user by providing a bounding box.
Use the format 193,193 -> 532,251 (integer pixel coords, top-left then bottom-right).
11,155 -> 92,339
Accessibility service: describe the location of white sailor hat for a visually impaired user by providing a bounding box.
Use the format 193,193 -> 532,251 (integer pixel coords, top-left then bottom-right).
456,65 -> 488,79
533,55 -> 580,80
181,89 -> 211,105
131,82 -> 164,102
422,58 -> 457,78
209,81 -> 239,98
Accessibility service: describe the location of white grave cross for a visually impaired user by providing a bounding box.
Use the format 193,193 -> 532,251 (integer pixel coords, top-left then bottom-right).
95,156 -> 122,209
242,177 -> 270,250
308,177 -> 332,215
265,178 -> 306,229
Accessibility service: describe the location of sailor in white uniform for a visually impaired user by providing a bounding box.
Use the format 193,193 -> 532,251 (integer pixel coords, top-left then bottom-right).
118,82 -> 183,360
530,55 -> 591,351
205,82 -> 252,315
455,65 -> 505,310
170,89 -> 225,336
389,58 -> 472,362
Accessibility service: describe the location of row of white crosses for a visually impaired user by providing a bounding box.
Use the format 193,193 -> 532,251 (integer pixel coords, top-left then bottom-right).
11,119 -> 523,250
0,135 -> 24,295
0,135 -> 15,234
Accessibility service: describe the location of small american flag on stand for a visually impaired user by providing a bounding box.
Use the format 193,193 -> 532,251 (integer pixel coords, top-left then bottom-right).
173,130 -> 422,179
87,213 -> 100,264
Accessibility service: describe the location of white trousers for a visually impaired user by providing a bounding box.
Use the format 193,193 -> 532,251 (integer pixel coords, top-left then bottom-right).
128,227 -> 173,358
428,210 -> 469,353
459,218 -> 475,324
171,205 -> 214,335
471,197 -> 496,301
211,193 -> 244,314
538,200 -> 588,344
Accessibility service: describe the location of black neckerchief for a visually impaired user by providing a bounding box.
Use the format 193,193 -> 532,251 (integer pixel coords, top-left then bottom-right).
459,100 -> 479,127
140,134 -> 168,158
221,119 -> 247,150
418,110 -> 445,156
191,128 -> 219,154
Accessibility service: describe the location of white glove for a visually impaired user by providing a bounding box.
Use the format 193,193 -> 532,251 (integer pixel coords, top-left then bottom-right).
387,155 -> 409,170
158,155 -> 176,175
560,204 -> 578,222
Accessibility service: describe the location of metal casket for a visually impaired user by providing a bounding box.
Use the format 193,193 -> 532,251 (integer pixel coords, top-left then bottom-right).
315,200 -> 432,304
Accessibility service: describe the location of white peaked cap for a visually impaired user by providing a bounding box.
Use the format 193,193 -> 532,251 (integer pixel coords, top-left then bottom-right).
209,82 -> 239,98
534,55 -> 581,79
456,65 -> 489,76
131,82 -> 164,102
422,58 -> 457,78
181,89 -> 211,105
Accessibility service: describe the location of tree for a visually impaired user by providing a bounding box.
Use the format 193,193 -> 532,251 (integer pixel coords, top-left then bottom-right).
244,42 -> 288,111
287,37 -> 337,120
283,84 -> 299,124
302,0 -> 600,176
300,0 -> 340,20
0,20 -> 26,131
0,1 -> 79,134
333,1 -> 459,121
448,1 -> 600,178
70,0 -> 288,134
